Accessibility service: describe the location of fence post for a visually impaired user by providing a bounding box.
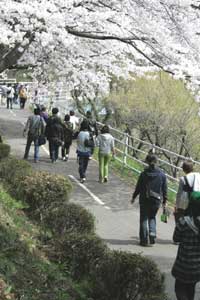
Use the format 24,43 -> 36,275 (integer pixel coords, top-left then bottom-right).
123,133 -> 129,169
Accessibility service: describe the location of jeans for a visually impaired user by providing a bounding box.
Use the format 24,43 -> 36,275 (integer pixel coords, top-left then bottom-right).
98,153 -> 111,181
51,143 -> 59,162
139,204 -> 159,243
7,97 -> 13,109
78,156 -> 89,179
175,279 -> 196,300
24,133 -> 39,161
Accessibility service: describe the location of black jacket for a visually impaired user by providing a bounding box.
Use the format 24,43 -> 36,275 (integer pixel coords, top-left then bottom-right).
132,166 -> 168,207
45,116 -> 63,140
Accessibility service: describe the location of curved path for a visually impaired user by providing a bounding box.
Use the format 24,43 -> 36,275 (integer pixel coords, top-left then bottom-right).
0,103 -> 199,300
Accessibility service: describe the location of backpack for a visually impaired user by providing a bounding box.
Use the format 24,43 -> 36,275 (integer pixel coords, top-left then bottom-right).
84,132 -> 95,149
7,88 -> 11,95
19,88 -> 27,99
184,176 -> 200,204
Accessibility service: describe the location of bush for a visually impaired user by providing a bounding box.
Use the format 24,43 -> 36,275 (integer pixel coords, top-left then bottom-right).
43,202 -> 95,236
89,250 -> 166,300
55,233 -> 108,280
0,157 -> 32,190
17,171 -> 72,220
0,143 -> 10,160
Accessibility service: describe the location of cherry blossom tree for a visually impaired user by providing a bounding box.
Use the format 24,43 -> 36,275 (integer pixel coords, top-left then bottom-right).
1,0 -> 200,95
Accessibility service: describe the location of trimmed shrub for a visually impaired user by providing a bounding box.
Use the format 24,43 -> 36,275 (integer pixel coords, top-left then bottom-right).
17,171 -> 72,220
0,143 -> 10,160
0,157 -> 32,190
43,202 -> 95,236
89,250 -> 166,300
55,233 -> 108,280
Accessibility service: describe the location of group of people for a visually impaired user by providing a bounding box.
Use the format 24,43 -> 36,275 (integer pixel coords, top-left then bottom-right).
22,103 -> 200,300
131,155 -> 200,300
0,84 -> 28,109
23,107 -> 115,184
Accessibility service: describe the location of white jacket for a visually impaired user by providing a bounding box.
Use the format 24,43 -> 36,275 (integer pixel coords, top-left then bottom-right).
176,172 -> 200,210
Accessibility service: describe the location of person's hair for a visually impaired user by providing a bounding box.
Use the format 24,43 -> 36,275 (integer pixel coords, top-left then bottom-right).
69,110 -> 74,116
41,106 -> 46,112
145,154 -> 157,166
80,119 -> 89,131
86,110 -> 92,117
52,107 -> 59,115
34,108 -> 40,115
101,125 -> 110,134
64,114 -> 70,122
182,161 -> 193,174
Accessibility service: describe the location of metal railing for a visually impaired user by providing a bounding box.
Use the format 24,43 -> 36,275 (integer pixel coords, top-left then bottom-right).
29,89 -> 200,195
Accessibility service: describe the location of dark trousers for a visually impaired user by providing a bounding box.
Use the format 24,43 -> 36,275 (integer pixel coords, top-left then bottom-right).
61,142 -> 71,158
7,97 -> 13,109
175,279 -> 196,300
78,156 -> 89,179
20,98 -> 26,109
49,140 -> 59,162
139,205 -> 159,243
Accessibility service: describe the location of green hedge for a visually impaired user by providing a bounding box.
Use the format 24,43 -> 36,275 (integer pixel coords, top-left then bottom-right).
55,233 -> 108,280
89,250 -> 166,300
0,157 -> 32,189
43,202 -> 95,236
0,143 -> 10,160
17,171 -> 72,220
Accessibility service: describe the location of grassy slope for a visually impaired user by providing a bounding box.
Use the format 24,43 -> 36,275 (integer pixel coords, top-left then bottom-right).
0,185 -> 87,300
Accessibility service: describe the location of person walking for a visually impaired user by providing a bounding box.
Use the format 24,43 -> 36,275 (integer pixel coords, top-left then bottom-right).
69,110 -> 79,138
6,84 -> 14,109
175,161 -> 200,221
172,200 -> 200,300
45,107 -> 63,163
40,106 -> 49,124
23,107 -> 45,162
131,154 -> 168,246
62,114 -> 73,161
76,119 -> 91,183
19,86 -> 27,109
96,125 -> 115,183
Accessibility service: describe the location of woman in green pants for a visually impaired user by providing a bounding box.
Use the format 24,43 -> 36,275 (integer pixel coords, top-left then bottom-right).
96,125 -> 115,183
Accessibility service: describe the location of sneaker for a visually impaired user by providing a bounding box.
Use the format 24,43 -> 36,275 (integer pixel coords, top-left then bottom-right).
80,178 -> 86,183
62,157 -> 66,161
149,236 -> 156,245
139,241 -> 148,247
104,177 -> 108,183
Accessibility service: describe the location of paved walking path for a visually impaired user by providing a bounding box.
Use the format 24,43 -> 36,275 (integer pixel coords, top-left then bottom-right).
0,103 -> 200,300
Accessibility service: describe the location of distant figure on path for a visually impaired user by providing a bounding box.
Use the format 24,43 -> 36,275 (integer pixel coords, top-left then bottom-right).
40,106 -> 49,124
45,107 -> 63,163
131,154 -> 168,246
69,110 -> 79,138
76,119 -> 91,183
6,84 -> 15,109
172,200 -> 200,300
23,108 -> 45,162
96,125 -> 115,183
175,161 -> 200,221
62,114 -> 73,161
19,86 -> 27,109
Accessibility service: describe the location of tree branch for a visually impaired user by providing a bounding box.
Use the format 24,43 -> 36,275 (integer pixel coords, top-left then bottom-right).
0,31 -> 35,73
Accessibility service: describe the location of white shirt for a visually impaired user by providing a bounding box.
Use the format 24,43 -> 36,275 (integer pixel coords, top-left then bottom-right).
70,115 -> 79,131
176,172 -> 200,210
